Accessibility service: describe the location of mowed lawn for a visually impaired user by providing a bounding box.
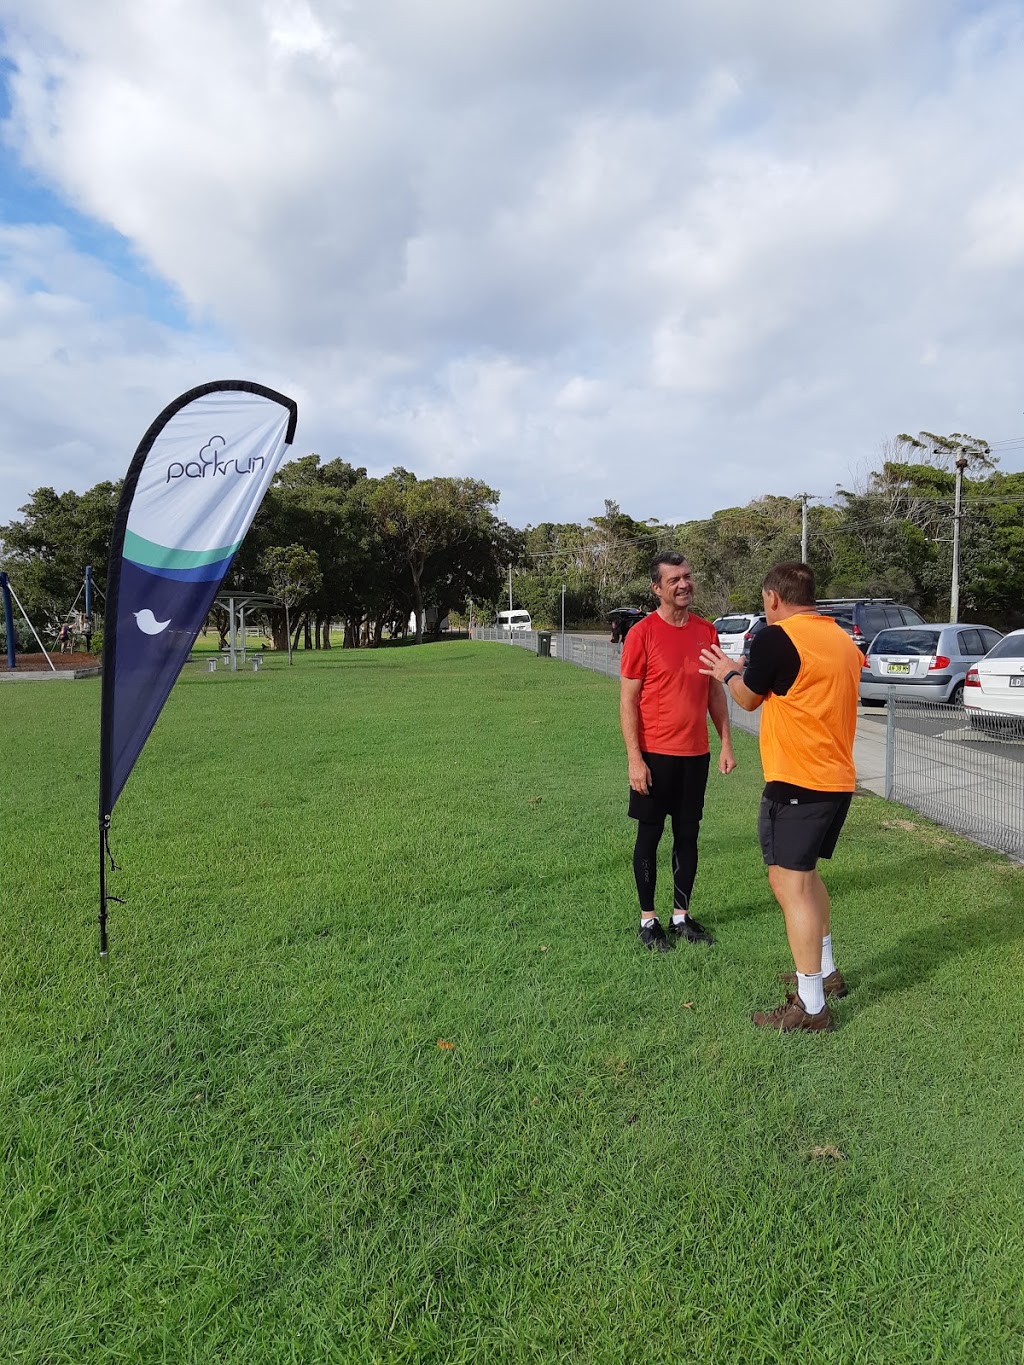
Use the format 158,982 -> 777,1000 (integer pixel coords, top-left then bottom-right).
2,643 -> 1023,1364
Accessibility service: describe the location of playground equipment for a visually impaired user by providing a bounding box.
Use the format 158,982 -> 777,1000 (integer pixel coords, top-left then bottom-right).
0,570 -> 57,672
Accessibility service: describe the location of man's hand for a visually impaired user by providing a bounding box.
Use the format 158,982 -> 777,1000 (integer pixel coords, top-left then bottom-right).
718,744 -> 737,775
628,756 -> 652,795
702,644 -> 766,715
699,644 -> 735,682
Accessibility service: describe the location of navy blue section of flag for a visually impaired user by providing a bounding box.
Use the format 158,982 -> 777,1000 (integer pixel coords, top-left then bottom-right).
106,558 -> 229,809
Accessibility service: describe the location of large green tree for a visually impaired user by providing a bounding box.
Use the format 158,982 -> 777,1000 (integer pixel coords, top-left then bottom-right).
0,482 -> 122,630
260,544 -> 323,662
823,432 -> 1003,619
242,456 -> 387,648
369,470 -> 514,644
675,496 -> 805,616
513,504 -> 666,627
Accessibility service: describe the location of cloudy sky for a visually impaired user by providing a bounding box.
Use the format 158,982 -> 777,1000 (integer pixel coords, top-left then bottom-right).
2,0 -> 1024,530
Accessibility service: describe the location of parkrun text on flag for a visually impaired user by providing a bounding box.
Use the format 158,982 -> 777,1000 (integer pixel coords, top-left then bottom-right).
99,381 -> 298,956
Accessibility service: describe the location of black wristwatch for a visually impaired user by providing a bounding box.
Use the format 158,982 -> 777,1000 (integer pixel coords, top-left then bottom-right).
723,670 -> 741,686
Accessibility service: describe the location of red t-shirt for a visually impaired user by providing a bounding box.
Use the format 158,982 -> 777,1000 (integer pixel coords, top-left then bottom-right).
620,611 -> 719,756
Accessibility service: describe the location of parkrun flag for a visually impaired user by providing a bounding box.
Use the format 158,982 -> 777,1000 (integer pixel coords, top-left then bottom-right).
99,381 -> 297,955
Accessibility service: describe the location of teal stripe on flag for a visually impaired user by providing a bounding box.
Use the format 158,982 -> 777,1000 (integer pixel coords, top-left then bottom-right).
124,529 -> 241,569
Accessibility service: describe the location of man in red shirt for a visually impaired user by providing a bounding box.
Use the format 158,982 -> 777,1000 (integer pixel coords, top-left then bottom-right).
620,553 -> 737,950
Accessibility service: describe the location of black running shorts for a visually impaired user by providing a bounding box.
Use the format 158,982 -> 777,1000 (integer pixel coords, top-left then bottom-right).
758,792 -> 852,871
628,751 -> 710,825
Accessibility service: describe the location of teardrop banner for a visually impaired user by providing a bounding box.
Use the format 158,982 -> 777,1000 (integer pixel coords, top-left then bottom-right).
99,381 -> 298,956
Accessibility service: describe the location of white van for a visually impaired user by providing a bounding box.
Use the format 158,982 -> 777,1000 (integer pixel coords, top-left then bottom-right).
497,610 -> 533,632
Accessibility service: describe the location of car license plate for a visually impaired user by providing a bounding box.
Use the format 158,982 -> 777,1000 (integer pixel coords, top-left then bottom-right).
886,663 -> 911,674
1010,677 -> 1024,688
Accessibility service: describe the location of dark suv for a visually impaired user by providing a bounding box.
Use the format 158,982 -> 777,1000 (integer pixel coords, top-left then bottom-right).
816,599 -> 925,653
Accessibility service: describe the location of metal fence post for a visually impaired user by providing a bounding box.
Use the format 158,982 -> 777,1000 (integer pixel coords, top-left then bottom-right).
885,694 -> 895,801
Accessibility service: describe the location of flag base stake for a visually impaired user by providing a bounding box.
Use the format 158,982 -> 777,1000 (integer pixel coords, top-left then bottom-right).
99,816 -> 112,958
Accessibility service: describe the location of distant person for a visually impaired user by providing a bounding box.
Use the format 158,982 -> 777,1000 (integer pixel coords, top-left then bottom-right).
81,615 -> 94,653
57,622 -> 72,654
620,553 -> 737,951
609,617 -> 622,646
699,562 -> 862,1032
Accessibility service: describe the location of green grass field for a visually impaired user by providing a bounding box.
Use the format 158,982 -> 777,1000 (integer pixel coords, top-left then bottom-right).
3,643 -> 1023,1363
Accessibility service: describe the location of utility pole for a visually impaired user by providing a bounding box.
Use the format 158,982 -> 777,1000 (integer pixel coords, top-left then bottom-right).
799,493 -> 809,564
950,456 -> 968,622
508,563 -> 513,638
560,582 -> 566,659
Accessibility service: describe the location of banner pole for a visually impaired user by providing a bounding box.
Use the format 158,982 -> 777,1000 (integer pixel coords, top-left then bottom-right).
98,818 -> 109,957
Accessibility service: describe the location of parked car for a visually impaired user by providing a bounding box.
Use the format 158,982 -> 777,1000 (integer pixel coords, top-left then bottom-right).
608,606 -> 645,644
859,623 -> 1003,707
817,598 -> 926,653
712,612 -> 761,660
740,615 -> 768,666
964,629 -> 1024,728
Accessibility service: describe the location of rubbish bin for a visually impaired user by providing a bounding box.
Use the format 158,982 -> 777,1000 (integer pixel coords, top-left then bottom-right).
537,631 -> 552,658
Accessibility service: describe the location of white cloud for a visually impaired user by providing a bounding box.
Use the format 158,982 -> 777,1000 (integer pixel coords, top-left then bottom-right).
964,176 -> 1024,269
1,0 -> 1024,531
0,224 -> 244,509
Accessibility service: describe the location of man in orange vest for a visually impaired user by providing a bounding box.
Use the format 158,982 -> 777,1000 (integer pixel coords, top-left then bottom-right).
700,562 -> 862,1032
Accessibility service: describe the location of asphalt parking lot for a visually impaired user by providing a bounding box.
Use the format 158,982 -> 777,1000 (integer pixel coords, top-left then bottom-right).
856,703 -> 1024,768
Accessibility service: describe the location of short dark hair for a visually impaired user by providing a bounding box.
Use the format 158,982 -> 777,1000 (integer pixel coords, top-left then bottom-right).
650,551 -> 688,584
762,561 -> 816,606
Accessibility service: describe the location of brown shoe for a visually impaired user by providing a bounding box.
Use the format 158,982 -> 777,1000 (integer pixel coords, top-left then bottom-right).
752,993 -> 835,1032
778,969 -> 848,1000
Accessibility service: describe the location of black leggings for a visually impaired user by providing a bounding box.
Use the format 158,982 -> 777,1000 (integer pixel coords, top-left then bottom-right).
633,814 -> 701,915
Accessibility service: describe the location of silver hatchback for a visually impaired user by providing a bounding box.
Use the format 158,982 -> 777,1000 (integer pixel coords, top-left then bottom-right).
860,623 -> 1003,706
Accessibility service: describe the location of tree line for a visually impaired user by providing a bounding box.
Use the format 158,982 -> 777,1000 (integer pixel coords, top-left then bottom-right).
0,457 -> 521,652
512,434 -> 1024,633
2,431 -> 1022,651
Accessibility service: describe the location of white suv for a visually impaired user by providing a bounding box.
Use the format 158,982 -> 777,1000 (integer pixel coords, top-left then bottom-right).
712,613 -> 761,660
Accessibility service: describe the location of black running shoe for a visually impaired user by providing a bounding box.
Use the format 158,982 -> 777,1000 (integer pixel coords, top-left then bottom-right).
639,918 -> 673,951
669,916 -> 714,945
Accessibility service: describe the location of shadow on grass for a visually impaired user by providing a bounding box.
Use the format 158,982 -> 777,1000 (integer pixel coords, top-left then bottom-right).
848,888 -> 1024,1008
698,844 -> 1024,1011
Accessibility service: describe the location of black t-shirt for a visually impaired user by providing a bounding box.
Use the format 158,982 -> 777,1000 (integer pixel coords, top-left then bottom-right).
744,623 -> 852,803
744,624 -> 800,698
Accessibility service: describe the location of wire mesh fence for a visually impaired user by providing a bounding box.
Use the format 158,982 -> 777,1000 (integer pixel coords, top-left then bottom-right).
473,627 -> 541,653
473,627 -> 623,677
724,693 -> 761,739
472,630 -> 1024,862
555,632 -> 622,679
887,698 -> 1024,862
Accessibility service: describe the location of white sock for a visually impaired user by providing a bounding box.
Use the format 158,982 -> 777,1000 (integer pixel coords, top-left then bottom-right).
821,934 -> 836,977
671,912 -> 687,925
641,914 -> 658,926
797,972 -> 826,1015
